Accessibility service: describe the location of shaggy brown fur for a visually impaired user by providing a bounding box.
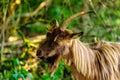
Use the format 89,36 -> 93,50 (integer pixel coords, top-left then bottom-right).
68,39 -> 120,80
37,26 -> 120,80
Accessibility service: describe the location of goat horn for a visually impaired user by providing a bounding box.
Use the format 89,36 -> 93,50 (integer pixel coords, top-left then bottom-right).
60,11 -> 94,30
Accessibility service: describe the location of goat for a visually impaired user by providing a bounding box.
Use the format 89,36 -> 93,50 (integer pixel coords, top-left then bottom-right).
36,11 -> 120,80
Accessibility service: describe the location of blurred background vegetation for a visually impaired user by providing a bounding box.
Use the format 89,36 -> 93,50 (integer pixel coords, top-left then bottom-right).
0,0 -> 120,80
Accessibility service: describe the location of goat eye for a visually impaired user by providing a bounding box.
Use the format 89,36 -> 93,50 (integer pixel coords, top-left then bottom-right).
63,46 -> 65,50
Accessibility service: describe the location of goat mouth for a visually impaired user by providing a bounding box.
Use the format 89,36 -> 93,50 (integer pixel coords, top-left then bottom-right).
38,54 -> 58,64
46,54 -> 58,64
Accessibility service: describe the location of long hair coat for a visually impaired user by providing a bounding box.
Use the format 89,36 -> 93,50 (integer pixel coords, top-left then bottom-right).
66,39 -> 120,80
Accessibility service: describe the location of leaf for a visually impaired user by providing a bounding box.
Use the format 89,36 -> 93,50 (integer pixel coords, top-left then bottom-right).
13,58 -> 20,66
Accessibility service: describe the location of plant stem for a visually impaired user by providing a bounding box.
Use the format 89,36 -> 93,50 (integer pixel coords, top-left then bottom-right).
0,0 -> 9,63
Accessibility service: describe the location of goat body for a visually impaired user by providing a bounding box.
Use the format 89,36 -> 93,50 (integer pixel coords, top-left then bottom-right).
65,39 -> 120,80
37,26 -> 120,80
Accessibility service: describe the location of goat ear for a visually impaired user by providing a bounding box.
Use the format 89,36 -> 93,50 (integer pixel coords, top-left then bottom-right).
70,31 -> 83,39
51,20 -> 59,28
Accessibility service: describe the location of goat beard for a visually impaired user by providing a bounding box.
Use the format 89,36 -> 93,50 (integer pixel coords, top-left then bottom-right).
46,54 -> 61,75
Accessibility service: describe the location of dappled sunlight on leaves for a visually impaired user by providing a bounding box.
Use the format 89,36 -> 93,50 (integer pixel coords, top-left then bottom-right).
8,36 -> 19,42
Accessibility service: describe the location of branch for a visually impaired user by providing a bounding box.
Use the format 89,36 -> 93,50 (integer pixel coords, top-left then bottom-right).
0,35 -> 46,47
23,0 -> 52,17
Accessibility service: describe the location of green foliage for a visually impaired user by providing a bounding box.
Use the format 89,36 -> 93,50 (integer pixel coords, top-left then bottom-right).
0,59 -> 33,80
